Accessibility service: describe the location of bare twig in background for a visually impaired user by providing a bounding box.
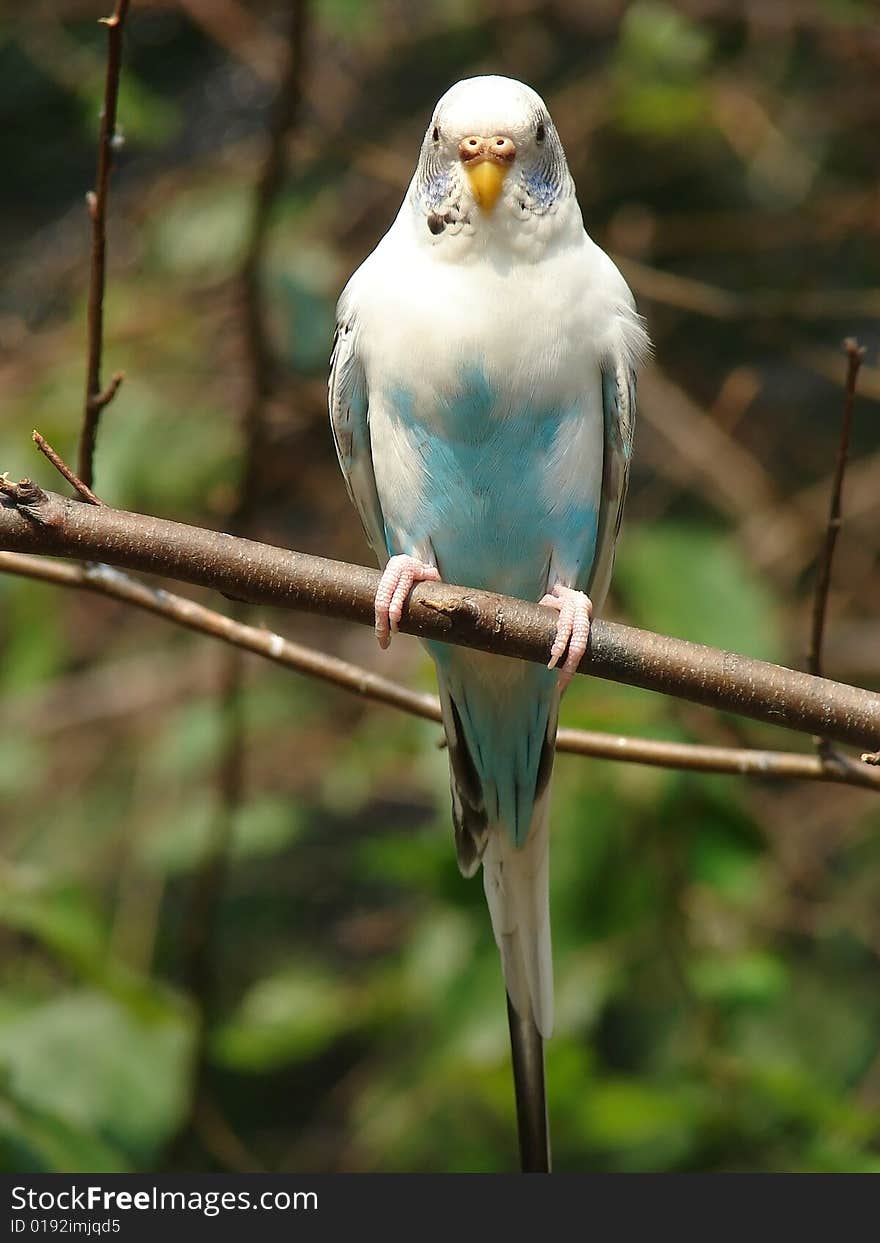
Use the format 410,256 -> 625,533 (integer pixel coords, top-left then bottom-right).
804,338 -> 869,777
801,348 -> 880,404
0,642 -> 221,737
179,0 -> 309,1172
616,255 -> 880,321
181,639 -> 243,1038
808,338 -> 866,681
237,0 -> 308,530
1,487 -> 878,752
637,366 -> 780,527
555,728 -> 880,791
2,548 -> 879,792
217,0 -> 310,897
77,0 -> 131,489
32,430 -> 103,506
190,1094 -> 266,1174
177,0 -> 284,84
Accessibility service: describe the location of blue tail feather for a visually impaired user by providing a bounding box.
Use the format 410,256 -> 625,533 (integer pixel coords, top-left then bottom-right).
431,643 -> 558,849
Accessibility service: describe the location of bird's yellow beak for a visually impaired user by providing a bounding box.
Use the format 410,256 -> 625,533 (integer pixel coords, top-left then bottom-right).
459,135 -> 516,214
465,161 -> 510,213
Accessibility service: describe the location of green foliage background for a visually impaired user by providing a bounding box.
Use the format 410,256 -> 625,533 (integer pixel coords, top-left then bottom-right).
1,1 -> 879,1172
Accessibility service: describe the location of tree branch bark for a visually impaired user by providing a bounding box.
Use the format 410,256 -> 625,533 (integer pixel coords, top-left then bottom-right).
2,548 -> 878,790
1,483 -> 878,753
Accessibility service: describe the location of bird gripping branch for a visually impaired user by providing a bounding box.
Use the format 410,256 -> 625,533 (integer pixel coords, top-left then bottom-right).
328,75 -> 648,1172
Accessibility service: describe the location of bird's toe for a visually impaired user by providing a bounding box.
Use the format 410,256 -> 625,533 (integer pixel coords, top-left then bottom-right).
374,554 -> 440,648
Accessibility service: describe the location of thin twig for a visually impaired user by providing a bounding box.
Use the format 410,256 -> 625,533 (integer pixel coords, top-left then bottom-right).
176,0 -> 283,85
78,0 -> 131,489
806,337 -> 866,777
177,1 -> 309,1172
180,639 -> 241,1023
190,1093 -> 266,1175
1,549 -> 879,792
618,255 -> 880,321
0,489 -> 878,752
236,0 -> 308,530
32,430 -> 104,506
808,338 -> 866,680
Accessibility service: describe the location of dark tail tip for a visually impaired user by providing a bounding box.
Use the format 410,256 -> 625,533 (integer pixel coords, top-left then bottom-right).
506,995 -> 551,1173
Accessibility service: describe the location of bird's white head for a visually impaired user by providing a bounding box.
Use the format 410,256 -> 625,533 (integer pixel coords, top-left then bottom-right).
407,76 -> 576,247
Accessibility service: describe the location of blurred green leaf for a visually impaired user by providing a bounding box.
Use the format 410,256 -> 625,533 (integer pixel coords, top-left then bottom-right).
0,1095 -> 129,1174
138,793 -> 307,875
316,0 -> 380,34
0,735 -> 45,799
399,908 -> 476,1005
616,523 -> 783,660
689,819 -> 762,899
0,875 -> 106,979
211,966 -> 359,1071
357,827 -> 450,893
690,951 -> 788,1007
146,699 -> 223,781
620,1 -> 712,73
85,377 -> 238,514
231,795 -> 307,860
0,579 -> 65,692
0,991 -> 193,1166
615,82 -> 712,138
135,791 -> 215,875
150,184 -> 250,277
0,870 -> 191,1018
578,1076 -> 701,1150
613,1 -> 714,136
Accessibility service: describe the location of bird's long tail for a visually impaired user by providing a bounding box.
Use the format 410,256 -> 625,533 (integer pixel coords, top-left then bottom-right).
432,646 -> 558,1172
486,806 -> 553,1172
507,995 -> 549,1172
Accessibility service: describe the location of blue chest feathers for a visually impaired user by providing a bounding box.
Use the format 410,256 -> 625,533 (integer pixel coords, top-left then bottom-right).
381,369 -> 599,601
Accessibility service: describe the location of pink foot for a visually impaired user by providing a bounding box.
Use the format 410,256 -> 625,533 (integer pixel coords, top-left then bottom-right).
374,554 -> 440,649
539,584 -> 593,691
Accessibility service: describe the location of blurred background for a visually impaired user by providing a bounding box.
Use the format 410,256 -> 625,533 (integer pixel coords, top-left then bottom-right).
1,0 -> 879,1174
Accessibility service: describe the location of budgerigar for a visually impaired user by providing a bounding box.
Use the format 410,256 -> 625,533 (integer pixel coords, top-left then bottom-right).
329,75 -> 647,1171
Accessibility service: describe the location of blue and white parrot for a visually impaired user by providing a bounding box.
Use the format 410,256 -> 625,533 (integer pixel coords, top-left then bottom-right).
329,75 -> 647,1170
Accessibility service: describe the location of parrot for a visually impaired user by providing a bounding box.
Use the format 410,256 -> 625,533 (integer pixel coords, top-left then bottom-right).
329,74 -> 647,1171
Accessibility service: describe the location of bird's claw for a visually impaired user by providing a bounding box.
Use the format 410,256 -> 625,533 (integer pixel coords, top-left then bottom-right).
539,584 -> 593,691
374,554 -> 440,649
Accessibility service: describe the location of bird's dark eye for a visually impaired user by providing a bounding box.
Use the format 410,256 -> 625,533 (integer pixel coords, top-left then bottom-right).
535,121 -> 546,143
432,125 -> 440,143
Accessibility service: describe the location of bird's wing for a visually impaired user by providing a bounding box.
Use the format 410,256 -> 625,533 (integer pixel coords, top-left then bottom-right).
587,354 -> 637,608
328,309 -> 388,565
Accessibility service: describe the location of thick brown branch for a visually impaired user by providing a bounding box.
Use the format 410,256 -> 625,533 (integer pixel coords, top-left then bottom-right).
1,488 -> 878,752
2,549 -> 878,791
78,0 -> 131,489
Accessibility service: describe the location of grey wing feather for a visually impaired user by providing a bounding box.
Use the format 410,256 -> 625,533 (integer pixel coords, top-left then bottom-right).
587,356 -> 637,608
328,312 -> 388,565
